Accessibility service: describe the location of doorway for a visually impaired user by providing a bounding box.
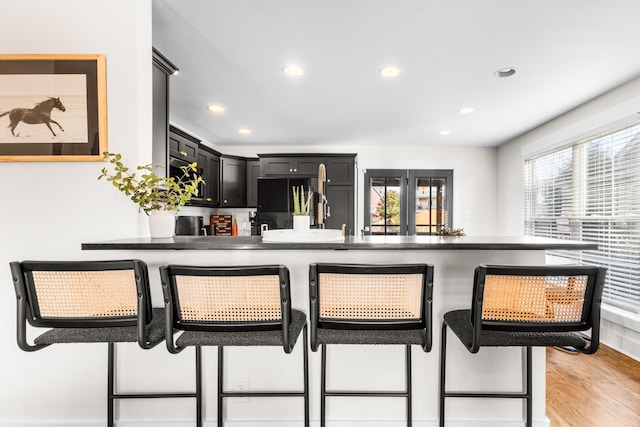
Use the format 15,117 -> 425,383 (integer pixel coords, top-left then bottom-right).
363,169 -> 453,235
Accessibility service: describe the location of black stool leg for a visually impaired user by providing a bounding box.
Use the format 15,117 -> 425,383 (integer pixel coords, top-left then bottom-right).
218,346 -> 224,427
525,346 -> 532,427
439,322 -> 447,427
195,346 -> 202,427
406,344 -> 412,427
108,342 -> 115,427
303,324 -> 309,427
320,344 -> 327,427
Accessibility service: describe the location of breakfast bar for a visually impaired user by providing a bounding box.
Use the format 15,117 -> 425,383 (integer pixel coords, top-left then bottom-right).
82,235 -> 596,425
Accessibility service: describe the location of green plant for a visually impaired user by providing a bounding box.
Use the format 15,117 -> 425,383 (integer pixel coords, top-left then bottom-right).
98,152 -> 204,214
436,226 -> 466,236
292,185 -> 312,216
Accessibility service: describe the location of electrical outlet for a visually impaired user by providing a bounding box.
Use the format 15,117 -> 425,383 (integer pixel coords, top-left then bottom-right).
233,377 -> 250,403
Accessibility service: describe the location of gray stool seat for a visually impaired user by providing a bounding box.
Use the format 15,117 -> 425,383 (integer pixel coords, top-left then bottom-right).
176,309 -> 306,347
317,327 -> 428,346
35,308 -> 166,345
443,309 -> 588,349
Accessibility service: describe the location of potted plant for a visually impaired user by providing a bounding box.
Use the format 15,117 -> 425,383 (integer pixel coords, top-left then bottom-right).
98,152 -> 204,238
292,185 -> 313,233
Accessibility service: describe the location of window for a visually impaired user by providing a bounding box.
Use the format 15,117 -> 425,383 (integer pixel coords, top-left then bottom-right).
524,119 -> 640,316
364,169 -> 453,235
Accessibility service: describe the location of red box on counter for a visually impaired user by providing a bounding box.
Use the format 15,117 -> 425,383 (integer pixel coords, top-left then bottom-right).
210,215 -> 232,236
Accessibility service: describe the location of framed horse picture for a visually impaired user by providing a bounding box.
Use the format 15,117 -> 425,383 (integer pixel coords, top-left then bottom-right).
0,54 -> 107,162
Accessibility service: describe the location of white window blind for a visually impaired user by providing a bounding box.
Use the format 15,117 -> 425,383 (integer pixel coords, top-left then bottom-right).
524,120 -> 640,315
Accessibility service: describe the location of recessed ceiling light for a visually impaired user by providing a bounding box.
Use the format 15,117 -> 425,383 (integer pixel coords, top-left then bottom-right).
380,67 -> 401,78
237,127 -> 252,135
494,67 -> 516,78
283,66 -> 304,76
458,107 -> 475,114
207,104 -> 225,113
439,130 -> 452,136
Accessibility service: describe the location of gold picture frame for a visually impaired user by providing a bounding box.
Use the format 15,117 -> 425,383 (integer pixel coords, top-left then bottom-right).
0,54 -> 107,162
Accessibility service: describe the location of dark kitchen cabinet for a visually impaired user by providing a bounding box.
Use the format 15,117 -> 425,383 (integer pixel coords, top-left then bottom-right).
325,156 -> 355,186
169,126 -> 198,163
221,156 -> 246,207
325,184 -> 355,235
152,59 -> 169,176
192,147 -> 220,207
260,156 -> 324,176
152,48 -> 179,178
246,158 -> 260,207
257,153 -> 357,232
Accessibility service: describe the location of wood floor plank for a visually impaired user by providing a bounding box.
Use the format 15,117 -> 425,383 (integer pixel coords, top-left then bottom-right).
546,345 -> 640,427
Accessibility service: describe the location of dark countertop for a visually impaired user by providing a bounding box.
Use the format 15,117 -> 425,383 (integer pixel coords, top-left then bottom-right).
81,235 -> 598,251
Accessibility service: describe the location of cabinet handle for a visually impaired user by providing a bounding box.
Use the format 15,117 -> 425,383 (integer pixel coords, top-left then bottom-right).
179,150 -> 187,156
289,168 -> 293,172
294,168 -> 298,172
206,198 -> 212,202
327,179 -> 331,183
224,199 -> 228,204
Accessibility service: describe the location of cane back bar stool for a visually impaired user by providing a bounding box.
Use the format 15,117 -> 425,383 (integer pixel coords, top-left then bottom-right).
10,259 -> 202,427
160,264 -> 309,426
439,264 -> 606,427
309,263 -> 434,427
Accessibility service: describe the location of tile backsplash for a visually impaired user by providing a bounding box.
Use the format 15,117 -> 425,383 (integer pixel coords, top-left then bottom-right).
178,206 -> 253,236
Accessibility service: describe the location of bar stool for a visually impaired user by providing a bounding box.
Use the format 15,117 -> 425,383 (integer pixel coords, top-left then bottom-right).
160,264 -> 309,426
10,259 -> 202,427
439,264 -> 606,427
309,263 -> 434,427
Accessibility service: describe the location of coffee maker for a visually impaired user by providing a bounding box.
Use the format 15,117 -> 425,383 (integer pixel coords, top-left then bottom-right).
248,211 -> 259,236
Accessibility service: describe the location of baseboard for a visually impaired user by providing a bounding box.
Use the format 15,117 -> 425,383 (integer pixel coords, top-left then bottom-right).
0,419 -> 550,427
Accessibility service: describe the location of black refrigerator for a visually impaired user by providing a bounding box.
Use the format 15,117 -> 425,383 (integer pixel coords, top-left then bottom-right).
256,177 -> 317,233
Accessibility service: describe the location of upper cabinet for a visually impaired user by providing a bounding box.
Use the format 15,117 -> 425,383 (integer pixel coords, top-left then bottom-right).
169,126 -> 198,163
152,48 -> 179,177
221,156 -> 247,207
195,146 -> 221,207
259,154 -> 355,180
325,156 -> 354,185
260,155 -> 324,176
245,158 -> 260,208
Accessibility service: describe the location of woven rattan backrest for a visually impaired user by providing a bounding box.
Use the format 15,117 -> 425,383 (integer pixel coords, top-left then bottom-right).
481,273 -> 588,323
173,274 -> 282,323
318,272 -> 424,321
30,269 -> 138,319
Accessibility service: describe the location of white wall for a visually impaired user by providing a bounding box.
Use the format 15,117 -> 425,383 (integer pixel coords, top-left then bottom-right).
0,0 -> 152,422
496,75 -> 640,361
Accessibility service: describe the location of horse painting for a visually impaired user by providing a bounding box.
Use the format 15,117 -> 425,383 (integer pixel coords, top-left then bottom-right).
0,97 -> 66,137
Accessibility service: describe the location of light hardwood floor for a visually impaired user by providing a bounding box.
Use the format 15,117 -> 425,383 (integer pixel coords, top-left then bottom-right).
546,344 -> 640,427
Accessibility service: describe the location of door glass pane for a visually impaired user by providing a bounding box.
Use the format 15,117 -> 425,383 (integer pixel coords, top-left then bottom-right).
369,176 -> 402,235
414,177 -> 448,235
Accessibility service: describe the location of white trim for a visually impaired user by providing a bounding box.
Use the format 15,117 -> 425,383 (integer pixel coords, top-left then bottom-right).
521,112 -> 640,158
0,420 -> 550,427
602,304 -> 640,333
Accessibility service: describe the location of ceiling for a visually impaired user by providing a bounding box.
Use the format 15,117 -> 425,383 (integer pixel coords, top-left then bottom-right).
152,0 -> 640,149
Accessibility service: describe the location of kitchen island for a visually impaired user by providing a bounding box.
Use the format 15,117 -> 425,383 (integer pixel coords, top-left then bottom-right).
82,235 -> 596,426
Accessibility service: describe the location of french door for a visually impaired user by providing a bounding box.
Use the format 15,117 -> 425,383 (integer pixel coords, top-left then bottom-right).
364,169 -> 453,235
